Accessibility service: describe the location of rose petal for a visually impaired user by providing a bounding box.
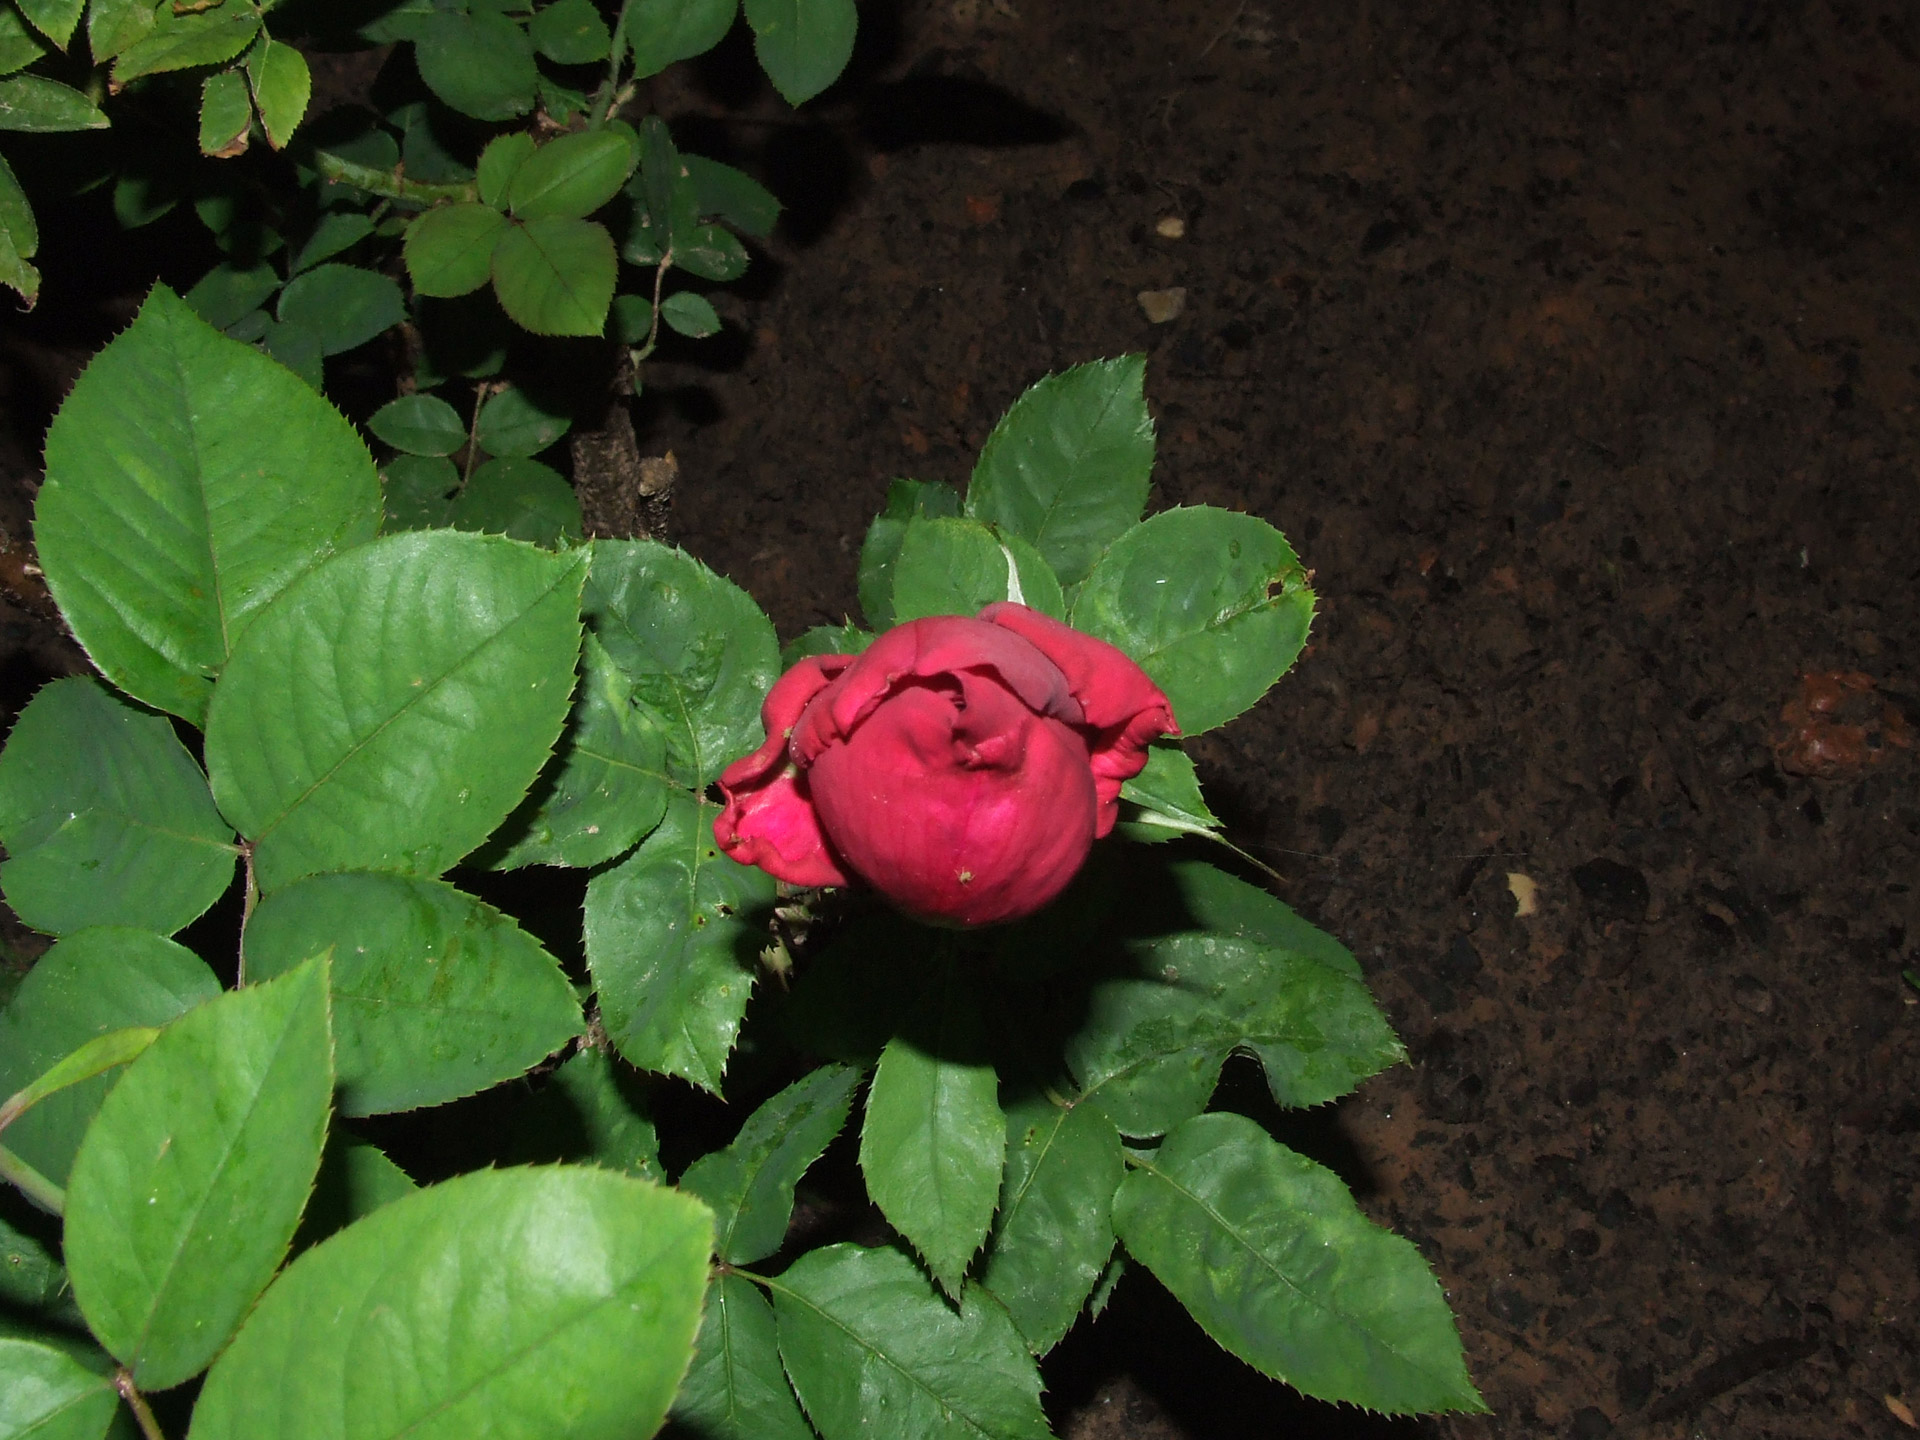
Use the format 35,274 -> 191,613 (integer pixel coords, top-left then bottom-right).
980,601 -> 1178,832
712,653 -> 854,888
792,615 -> 1080,763
808,673 -> 1097,926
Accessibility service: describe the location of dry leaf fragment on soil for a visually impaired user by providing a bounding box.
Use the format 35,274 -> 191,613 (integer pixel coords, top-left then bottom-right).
1138,287 -> 1186,323
1773,670 -> 1913,777
1155,215 -> 1186,238
1887,1393 -> 1917,1429
1507,872 -> 1539,917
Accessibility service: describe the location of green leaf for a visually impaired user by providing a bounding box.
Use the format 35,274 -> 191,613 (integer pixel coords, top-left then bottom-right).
188,1167 -> 713,1440
1116,741 -> 1219,841
582,538 -> 780,788
608,292 -> 651,344
1069,507 -> 1315,735
675,222 -> 748,281
261,318 -> 325,389
36,285 -> 382,722
367,393 -> 465,457
965,356 -> 1153,588
13,0 -> 80,48
1165,859 -> 1364,976
448,457 -> 581,546
1113,1113 -> 1485,1414
583,792 -> 773,1091
860,1011 -> 1004,1296
0,1332 -> 119,1440
184,261 -> 279,329
685,154 -> 779,238
87,0 -> 154,62
480,630 -> 671,869
889,514 -> 1020,623
0,928 -> 217,1191
999,531 -> 1066,619
856,478 -> 961,630
404,203 -> 510,299
277,263 -> 406,356
0,1195 -> 72,1318
637,116 -> 696,251
413,9 -> 537,121
112,6 -> 258,82
381,455 -> 456,530
246,38 -> 310,150
291,213 -> 375,275
245,872 -> 583,1116
743,0 -> 856,106
0,8 -> 43,76
0,151 -> 35,305
65,956 -> 333,1391
293,1134 -> 416,1250
204,530 -> 586,892
780,621 -> 872,668
772,1244 -> 1052,1440
473,382 -> 570,457
671,1272 -> 812,1440
474,131 -> 534,209
679,1063 -> 859,1263
980,1095 -> 1123,1354
659,289 -> 720,338
0,679 -> 233,937
625,0 -> 738,80
529,0 -> 609,61
0,74 -> 105,132
499,1046 -> 659,1178
507,129 -> 632,221
0,1027 -> 159,1137
491,216 -> 616,336
198,67 -> 251,155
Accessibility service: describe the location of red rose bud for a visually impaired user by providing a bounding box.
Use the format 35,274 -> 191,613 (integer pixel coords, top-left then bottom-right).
714,602 -> 1178,927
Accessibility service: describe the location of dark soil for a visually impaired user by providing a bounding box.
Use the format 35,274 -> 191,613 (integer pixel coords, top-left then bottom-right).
6,1 -> 1919,1437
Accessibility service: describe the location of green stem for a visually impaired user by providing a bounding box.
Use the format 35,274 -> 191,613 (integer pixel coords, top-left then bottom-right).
593,0 -> 642,127
312,151 -> 477,206
114,1370 -> 167,1440
0,1142 -> 64,1216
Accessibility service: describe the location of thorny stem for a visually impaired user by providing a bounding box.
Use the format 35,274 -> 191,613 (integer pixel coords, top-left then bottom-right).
312,151 -> 477,206
592,0 -> 642,128
115,1369 -> 168,1440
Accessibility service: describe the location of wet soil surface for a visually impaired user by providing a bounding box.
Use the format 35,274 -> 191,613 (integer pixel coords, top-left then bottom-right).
648,2 -> 1920,1435
5,1 -> 1919,1437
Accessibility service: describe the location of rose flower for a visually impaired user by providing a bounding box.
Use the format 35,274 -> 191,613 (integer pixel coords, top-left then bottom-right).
713,602 -> 1178,927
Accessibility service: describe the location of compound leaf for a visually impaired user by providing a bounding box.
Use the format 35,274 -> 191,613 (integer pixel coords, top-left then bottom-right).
204,530 -> 585,892
245,872 -> 582,1117
65,956 -> 332,1392
187,1167 -> 712,1440
0,678 -> 234,936
36,285 -> 381,724
1112,1113 -> 1485,1415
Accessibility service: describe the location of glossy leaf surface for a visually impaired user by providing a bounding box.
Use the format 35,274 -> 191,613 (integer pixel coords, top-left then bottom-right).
36,286 -> 381,723
0,1332 -> 119,1440
205,531 -> 585,892
671,1272 -> 813,1440
187,1167 -> 713,1440
245,873 -> 581,1116
65,957 -> 332,1391
1113,1113 -> 1485,1414
0,679 -> 234,936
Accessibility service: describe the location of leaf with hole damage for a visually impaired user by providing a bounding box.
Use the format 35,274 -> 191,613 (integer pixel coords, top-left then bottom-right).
0,679 -> 234,936
204,530 -> 585,892
188,1167 -> 712,1440
1114,1113 -> 1485,1415
65,956 -> 332,1391
36,285 -> 381,723
245,872 -> 582,1116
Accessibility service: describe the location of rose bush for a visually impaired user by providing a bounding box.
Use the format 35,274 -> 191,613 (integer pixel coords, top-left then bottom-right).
714,601 -> 1177,926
